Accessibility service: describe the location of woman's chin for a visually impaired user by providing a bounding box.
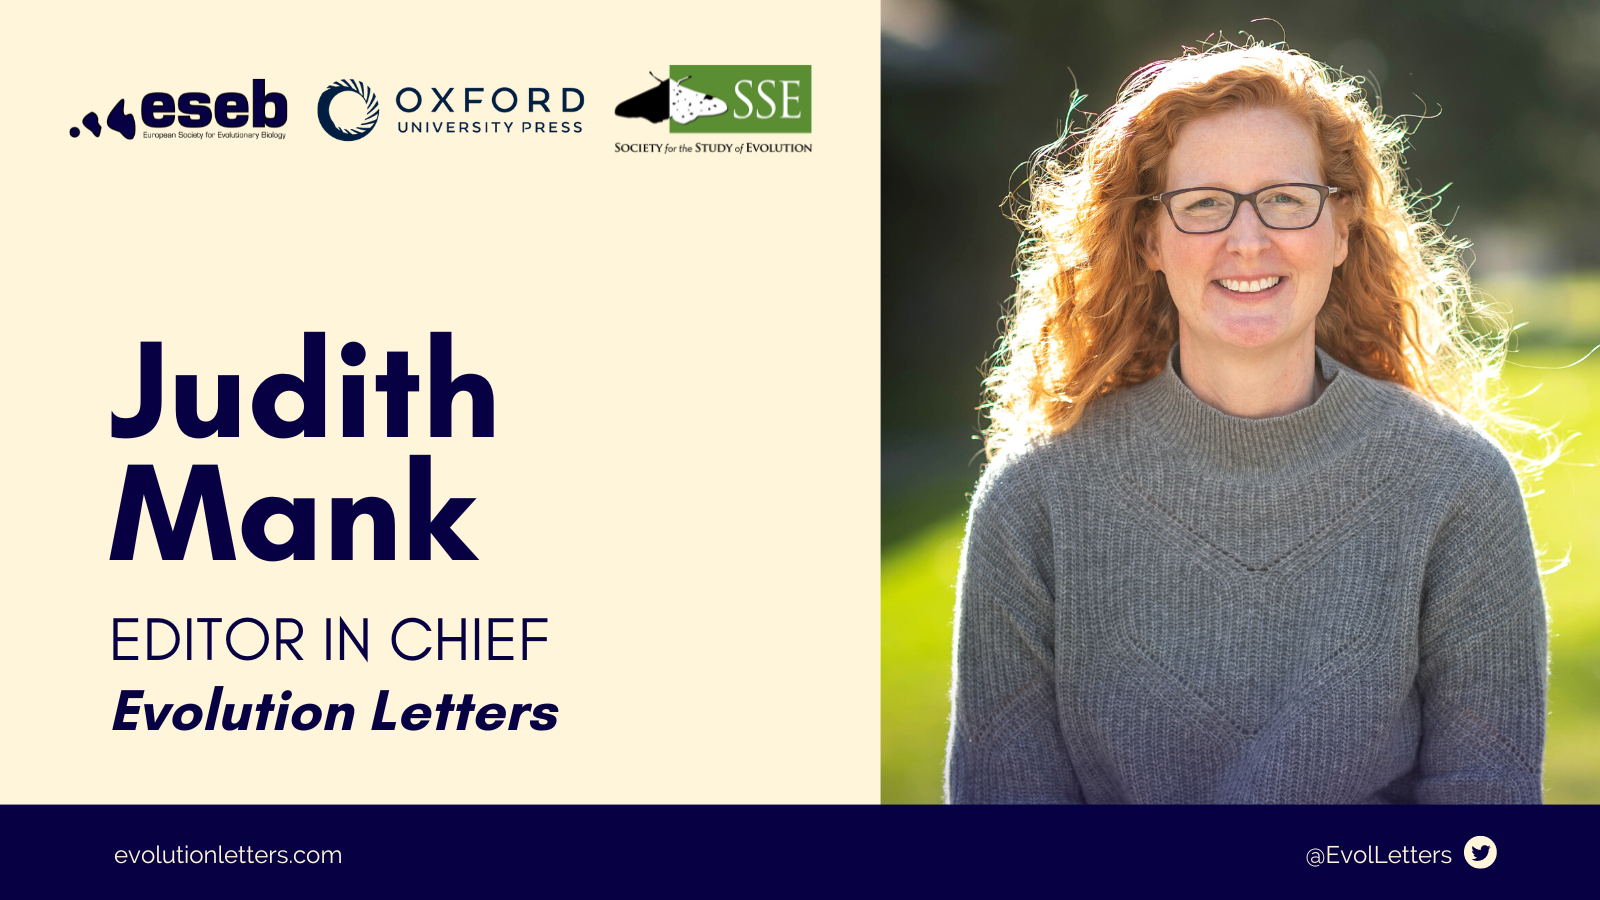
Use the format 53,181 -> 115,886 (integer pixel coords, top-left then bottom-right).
1195,317 -> 1301,353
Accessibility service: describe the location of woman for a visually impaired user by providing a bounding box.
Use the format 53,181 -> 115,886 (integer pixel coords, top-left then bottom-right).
945,45 -> 1550,804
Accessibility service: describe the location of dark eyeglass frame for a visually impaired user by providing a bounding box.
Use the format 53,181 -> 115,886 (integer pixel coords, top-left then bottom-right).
1148,183 -> 1340,234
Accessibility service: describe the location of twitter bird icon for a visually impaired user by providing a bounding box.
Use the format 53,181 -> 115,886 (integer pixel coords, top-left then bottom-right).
1464,835 -> 1497,869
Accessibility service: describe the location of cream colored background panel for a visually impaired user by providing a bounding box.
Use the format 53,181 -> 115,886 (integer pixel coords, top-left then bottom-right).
2,1 -> 879,803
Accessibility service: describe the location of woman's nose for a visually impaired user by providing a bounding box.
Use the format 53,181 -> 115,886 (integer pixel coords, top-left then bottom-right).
1225,201 -> 1273,252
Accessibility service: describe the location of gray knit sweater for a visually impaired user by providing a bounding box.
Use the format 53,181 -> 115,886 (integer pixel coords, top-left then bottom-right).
946,347 -> 1546,803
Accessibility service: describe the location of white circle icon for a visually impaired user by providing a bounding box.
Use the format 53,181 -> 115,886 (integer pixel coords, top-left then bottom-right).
1464,836 -> 1497,869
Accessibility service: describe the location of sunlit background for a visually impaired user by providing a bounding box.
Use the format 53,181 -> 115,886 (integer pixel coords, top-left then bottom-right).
882,0 -> 1600,803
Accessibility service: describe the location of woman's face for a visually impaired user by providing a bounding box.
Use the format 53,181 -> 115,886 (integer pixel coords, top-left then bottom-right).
1143,106 -> 1348,355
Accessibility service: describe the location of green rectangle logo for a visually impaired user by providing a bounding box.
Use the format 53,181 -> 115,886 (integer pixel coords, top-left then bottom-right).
668,65 -> 810,133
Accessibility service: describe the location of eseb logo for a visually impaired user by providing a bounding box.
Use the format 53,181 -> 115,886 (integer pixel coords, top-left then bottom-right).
615,65 -> 810,133
67,79 -> 287,140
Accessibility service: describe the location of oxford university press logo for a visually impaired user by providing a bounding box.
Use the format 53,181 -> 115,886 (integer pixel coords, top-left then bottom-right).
615,65 -> 810,133
317,79 -> 379,141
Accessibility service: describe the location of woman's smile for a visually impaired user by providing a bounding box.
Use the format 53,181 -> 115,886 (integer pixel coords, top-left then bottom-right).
1214,275 -> 1284,295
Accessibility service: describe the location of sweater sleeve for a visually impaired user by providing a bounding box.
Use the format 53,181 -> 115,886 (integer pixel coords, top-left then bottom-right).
1415,452 -> 1547,804
944,453 -> 1083,803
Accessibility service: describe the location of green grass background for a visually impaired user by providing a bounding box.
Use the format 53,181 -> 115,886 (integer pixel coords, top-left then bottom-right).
882,298 -> 1600,803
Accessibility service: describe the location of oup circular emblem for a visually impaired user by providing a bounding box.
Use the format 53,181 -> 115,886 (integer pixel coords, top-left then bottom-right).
317,79 -> 379,141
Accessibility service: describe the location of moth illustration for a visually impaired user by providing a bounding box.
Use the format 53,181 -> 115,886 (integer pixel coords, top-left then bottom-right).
614,73 -> 728,125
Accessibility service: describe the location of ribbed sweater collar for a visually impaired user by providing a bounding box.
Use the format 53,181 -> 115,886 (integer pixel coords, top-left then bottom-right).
1129,343 -> 1394,478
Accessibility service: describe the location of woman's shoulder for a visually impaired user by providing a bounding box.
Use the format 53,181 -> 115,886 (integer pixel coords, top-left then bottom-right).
1333,363 -> 1521,494
969,439 -> 1052,517
963,436 -> 1081,563
969,413 -> 1123,523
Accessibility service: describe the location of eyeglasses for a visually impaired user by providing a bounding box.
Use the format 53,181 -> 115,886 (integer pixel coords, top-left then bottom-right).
1149,183 -> 1339,234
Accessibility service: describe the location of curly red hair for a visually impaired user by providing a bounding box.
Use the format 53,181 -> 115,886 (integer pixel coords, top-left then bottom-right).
985,43 -> 1550,480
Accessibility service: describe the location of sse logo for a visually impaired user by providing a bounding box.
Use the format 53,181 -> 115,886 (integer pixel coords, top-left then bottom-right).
68,79 -> 286,139
615,73 -> 726,126
616,65 -> 809,133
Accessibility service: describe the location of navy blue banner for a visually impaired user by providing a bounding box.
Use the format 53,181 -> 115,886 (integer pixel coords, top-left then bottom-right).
4,804 -> 1590,890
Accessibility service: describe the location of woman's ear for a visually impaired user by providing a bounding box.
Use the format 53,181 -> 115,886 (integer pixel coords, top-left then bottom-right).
1141,223 -> 1163,272
1332,197 -> 1350,267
